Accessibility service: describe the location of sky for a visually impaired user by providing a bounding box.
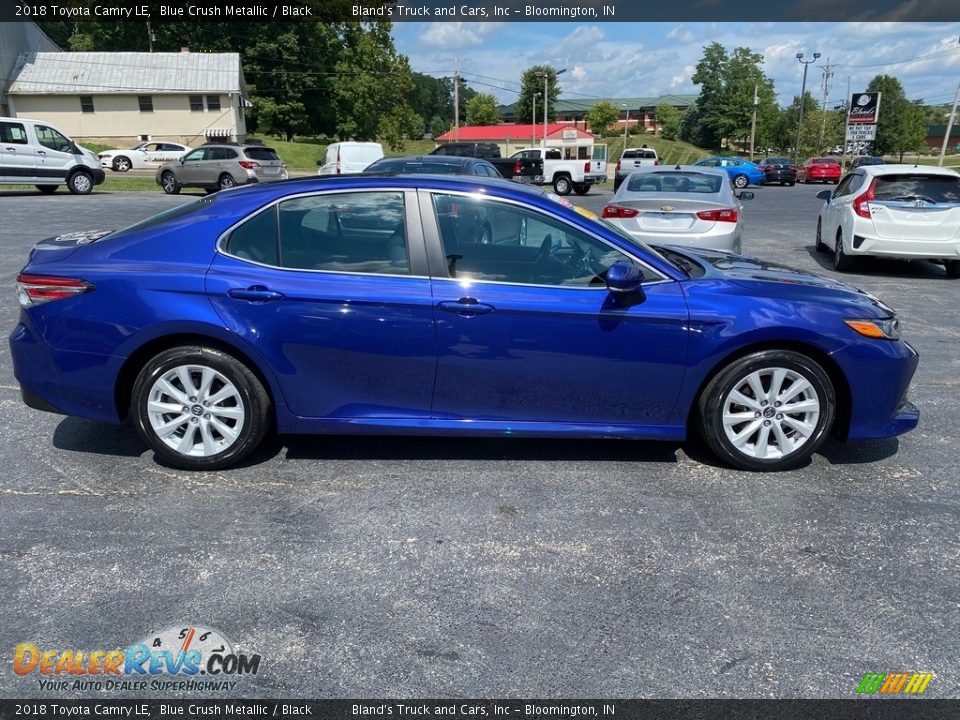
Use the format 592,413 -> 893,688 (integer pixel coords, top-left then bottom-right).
392,22 -> 960,110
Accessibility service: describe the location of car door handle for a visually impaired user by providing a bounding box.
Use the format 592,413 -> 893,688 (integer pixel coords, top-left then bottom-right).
438,298 -> 495,316
36,150 -> 46,155
227,286 -> 285,302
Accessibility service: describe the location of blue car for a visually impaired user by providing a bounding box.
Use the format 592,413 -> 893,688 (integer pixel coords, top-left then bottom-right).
10,176 -> 919,472
693,157 -> 766,188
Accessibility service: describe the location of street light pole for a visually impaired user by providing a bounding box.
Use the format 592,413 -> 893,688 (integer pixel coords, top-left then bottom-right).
795,51 -> 820,160
542,68 -> 566,149
622,102 -> 630,146
532,92 -> 540,146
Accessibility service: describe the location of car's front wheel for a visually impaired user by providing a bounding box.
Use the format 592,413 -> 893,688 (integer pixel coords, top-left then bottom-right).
160,171 -> 181,194
698,350 -> 836,471
132,346 -> 271,470
815,218 -> 826,252
66,170 -> 93,195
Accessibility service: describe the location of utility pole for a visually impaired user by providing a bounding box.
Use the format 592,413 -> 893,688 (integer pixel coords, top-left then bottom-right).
622,102 -> 630,146
532,92 -> 540,146
146,21 -> 155,52
453,58 -> 459,142
819,58 -> 835,149
795,51 -> 820,160
749,83 -> 758,161
840,75 -> 851,172
939,81 -> 960,167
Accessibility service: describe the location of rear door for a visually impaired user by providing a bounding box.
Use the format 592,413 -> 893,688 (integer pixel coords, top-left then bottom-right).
867,172 -> 960,242
0,120 -> 37,181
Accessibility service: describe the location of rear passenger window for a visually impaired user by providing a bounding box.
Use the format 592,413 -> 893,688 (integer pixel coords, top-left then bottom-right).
225,206 -> 279,266
278,192 -> 408,274
0,121 -> 27,144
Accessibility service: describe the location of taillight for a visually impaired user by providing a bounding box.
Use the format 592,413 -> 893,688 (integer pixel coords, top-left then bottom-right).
17,274 -> 93,308
513,161 -> 522,175
696,208 -> 739,223
653,159 -> 659,166
615,160 -> 621,172
787,165 -> 796,171
584,162 -> 591,173
601,205 -> 639,219
853,178 -> 876,219
238,160 -> 261,170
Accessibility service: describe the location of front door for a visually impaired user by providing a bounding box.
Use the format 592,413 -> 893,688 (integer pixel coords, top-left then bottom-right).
206,188 -> 437,419
177,148 -> 208,184
33,124 -> 77,183
422,191 -> 690,428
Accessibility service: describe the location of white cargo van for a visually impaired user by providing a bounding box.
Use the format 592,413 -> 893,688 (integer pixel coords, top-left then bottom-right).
0,117 -> 105,194
317,142 -> 384,175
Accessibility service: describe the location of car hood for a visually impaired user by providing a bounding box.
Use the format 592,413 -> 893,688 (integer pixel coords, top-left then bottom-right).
674,247 -> 896,316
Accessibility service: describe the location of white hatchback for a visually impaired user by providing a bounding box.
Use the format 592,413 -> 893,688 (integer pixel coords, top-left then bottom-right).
816,164 -> 960,278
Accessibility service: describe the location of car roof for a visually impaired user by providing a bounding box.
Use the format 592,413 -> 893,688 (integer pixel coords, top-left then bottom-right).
373,155 -> 473,165
627,164 -> 727,177
858,163 -> 960,177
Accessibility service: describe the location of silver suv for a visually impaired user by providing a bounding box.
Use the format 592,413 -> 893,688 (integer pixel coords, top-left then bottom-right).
156,143 -> 288,194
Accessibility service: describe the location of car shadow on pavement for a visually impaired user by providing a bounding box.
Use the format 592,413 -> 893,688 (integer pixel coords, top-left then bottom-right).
52,417 -> 147,458
804,245 -> 951,279
817,437 -> 900,465
281,435 -> 683,464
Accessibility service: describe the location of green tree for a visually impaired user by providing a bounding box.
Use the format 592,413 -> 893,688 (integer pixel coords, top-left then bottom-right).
655,103 -> 681,140
586,101 -> 620,135
516,65 -> 563,125
430,115 -> 450,137
867,75 -> 927,160
466,93 -> 501,126
779,92 -> 821,158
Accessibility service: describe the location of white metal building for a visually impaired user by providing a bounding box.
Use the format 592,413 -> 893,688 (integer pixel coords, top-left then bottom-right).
7,51 -> 250,145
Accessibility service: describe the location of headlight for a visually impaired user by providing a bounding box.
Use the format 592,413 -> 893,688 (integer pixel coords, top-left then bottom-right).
844,317 -> 901,340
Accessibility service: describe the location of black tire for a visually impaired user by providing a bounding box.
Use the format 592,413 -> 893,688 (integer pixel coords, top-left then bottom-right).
779,181 -> 785,186
573,184 -> 590,195
204,188 -> 218,195
733,174 -> 748,189
66,170 -> 93,195
834,230 -> 855,272
553,174 -> 572,196
945,260 -> 960,279
815,218 -> 826,252
613,177 -> 623,192
132,346 -> 272,471
697,349 -> 836,472
218,174 -> 237,191
112,156 -> 132,172
160,171 -> 181,195
788,182 -> 795,187
35,185 -> 57,194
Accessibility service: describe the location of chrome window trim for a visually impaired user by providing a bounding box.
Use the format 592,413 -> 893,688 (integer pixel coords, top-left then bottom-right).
215,187 -> 430,280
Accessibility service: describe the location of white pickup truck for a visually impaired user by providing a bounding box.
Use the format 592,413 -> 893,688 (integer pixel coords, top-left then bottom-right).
509,146 -> 607,196
613,147 -> 660,190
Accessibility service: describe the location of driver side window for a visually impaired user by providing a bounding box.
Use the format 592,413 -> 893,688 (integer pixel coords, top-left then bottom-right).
35,126 -> 72,153
431,194 -> 632,287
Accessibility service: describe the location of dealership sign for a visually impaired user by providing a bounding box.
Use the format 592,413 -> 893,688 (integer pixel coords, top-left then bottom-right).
848,92 -> 881,124
846,124 -> 877,142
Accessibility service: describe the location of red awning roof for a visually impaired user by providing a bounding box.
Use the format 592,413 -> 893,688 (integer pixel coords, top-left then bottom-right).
436,124 -> 590,142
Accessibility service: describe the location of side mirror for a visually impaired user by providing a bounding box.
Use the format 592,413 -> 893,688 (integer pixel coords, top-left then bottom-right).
606,260 -> 645,294
316,160 -> 322,166
738,191 -> 755,201
816,190 -> 832,202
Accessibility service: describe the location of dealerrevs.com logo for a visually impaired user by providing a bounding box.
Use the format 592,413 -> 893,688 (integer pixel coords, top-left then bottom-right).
856,672 -> 933,695
14,625 -> 261,692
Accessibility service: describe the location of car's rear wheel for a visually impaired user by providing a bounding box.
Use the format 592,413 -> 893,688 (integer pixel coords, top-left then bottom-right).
112,156 -> 132,172
66,170 -> 93,195
218,174 -> 237,191
788,182 -> 795,187
160,171 -> 181,194
834,230 -> 855,272
945,260 -> 960,279
733,174 -> 748,189
573,184 -> 590,195
132,346 -> 271,471
697,350 -> 835,471
553,174 -> 572,195
35,185 -> 57,194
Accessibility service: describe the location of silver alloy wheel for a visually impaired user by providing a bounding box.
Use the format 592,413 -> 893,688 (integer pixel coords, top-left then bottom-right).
219,175 -> 236,189
114,157 -> 131,172
734,174 -> 748,188
71,173 -> 92,193
161,173 -> 177,193
721,366 -> 820,460
146,364 -> 246,458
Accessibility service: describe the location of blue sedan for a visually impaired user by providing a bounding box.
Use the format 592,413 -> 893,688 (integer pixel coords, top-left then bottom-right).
693,157 -> 766,188
10,176 -> 919,472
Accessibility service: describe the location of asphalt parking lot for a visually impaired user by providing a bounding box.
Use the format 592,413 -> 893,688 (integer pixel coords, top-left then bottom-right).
0,182 -> 957,699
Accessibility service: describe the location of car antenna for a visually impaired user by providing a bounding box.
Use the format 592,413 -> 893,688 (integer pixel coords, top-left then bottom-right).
675,163 -> 681,170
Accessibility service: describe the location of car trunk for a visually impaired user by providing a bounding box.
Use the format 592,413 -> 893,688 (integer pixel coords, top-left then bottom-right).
616,198 -> 730,234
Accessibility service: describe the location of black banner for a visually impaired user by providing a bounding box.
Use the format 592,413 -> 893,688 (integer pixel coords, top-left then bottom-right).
1,700 -> 960,720
2,0 -> 959,22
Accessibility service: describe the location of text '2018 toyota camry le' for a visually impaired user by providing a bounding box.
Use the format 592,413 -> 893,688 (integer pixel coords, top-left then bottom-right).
10,176 -> 919,472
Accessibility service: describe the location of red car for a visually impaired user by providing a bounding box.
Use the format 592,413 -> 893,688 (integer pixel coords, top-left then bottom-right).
799,157 -> 841,184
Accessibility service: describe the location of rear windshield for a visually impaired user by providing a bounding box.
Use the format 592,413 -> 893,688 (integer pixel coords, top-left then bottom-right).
874,174 -> 960,203
109,197 -> 216,237
623,150 -> 657,159
813,158 -> 838,164
766,158 -> 793,164
244,147 -> 280,161
626,172 -> 723,194
366,159 -> 463,174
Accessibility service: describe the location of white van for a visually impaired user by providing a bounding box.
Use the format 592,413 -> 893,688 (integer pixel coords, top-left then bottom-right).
317,142 -> 384,175
0,117 -> 105,194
